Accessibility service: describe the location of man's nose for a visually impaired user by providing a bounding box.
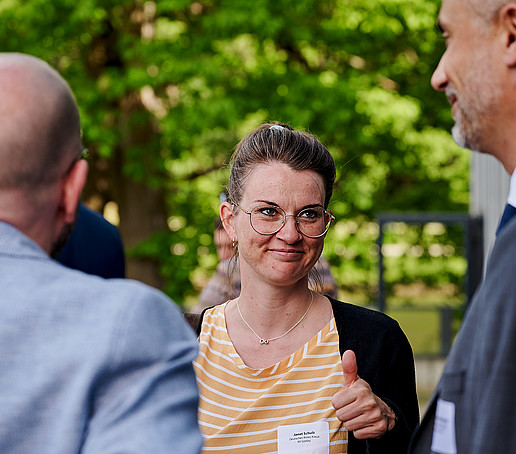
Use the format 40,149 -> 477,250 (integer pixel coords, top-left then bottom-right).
431,54 -> 448,92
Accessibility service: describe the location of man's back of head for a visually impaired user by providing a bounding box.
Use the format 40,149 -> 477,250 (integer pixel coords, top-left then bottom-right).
0,53 -> 82,188
0,53 -> 87,256
0,53 -> 202,453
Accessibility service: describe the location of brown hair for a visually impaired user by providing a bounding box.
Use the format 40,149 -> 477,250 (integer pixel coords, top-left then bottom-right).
227,123 -> 336,208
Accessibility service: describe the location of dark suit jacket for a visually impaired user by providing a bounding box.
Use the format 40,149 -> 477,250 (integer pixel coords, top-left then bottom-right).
409,215 -> 516,453
57,203 -> 125,278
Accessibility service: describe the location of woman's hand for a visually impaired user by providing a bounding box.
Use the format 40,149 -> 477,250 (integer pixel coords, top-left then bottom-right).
331,350 -> 397,440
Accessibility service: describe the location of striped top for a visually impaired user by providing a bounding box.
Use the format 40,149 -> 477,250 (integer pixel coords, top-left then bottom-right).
194,302 -> 347,453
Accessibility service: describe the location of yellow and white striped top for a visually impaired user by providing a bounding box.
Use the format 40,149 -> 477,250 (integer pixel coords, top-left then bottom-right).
194,302 -> 347,453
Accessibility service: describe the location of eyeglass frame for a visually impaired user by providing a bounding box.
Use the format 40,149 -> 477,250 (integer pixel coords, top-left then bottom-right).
233,202 -> 335,238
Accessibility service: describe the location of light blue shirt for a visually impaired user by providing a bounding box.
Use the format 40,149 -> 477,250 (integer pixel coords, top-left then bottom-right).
0,222 -> 202,453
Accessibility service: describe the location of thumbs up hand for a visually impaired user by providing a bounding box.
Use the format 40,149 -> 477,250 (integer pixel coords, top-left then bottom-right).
342,349 -> 359,387
331,350 -> 397,440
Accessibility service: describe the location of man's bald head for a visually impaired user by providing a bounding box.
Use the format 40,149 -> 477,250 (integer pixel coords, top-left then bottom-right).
0,53 -> 82,190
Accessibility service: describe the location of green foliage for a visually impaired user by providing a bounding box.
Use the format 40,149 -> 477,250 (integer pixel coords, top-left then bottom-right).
381,221 -> 468,309
0,0 -> 469,307
387,308 -> 441,356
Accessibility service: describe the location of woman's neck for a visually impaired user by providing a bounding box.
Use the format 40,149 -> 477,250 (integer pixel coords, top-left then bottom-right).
237,280 -> 312,333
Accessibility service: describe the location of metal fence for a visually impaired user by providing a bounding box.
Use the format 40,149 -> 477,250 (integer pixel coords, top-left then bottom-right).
376,213 -> 484,356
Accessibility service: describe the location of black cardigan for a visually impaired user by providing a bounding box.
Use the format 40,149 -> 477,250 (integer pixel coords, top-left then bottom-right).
194,297 -> 419,453
329,297 -> 419,453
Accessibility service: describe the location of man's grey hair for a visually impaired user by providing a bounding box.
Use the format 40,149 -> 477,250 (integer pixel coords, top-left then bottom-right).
467,0 -> 507,25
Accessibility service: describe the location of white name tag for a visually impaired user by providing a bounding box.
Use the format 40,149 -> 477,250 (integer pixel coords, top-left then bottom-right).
431,399 -> 457,454
278,421 -> 330,453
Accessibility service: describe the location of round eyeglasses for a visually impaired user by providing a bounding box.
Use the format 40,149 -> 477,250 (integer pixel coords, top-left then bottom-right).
234,204 -> 335,238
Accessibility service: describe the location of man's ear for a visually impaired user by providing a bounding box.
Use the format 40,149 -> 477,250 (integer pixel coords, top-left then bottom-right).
60,159 -> 88,223
501,4 -> 516,66
220,202 -> 236,242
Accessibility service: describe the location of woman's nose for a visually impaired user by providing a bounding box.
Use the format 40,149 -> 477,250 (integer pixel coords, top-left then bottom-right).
276,215 -> 303,242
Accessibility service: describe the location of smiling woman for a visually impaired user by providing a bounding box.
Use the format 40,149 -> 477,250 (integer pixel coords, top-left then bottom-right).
193,123 -> 419,454
223,162 -> 327,294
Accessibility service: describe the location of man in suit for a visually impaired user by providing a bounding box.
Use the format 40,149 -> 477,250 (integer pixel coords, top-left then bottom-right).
409,1 -> 516,453
0,53 -> 203,453
57,202 -> 126,278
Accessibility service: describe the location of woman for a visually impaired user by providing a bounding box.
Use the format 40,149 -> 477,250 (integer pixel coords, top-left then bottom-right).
193,123 -> 418,453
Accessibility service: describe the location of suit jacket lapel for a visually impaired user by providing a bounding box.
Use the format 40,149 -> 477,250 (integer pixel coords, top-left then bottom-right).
496,204 -> 516,235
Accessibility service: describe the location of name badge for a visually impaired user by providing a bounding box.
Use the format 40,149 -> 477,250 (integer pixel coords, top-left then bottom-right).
278,421 -> 330,453
431,399 -> 457,454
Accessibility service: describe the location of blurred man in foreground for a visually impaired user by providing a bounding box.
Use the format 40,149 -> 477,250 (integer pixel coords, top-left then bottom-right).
409,1 -> 516,452
0,53 -> 202,453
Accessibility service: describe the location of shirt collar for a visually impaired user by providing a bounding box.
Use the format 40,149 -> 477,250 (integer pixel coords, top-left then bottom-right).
508,169 -> 516,208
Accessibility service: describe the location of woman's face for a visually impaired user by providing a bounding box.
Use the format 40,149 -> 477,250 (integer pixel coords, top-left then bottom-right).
223,162 -> 327,288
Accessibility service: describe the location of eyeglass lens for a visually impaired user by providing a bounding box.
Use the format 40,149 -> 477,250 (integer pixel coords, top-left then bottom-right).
249,205 -> 331,237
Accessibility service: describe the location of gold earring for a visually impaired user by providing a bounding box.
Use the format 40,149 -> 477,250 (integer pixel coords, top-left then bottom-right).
232,239 -> 238,248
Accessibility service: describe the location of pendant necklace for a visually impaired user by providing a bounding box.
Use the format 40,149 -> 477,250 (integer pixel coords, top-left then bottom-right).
236,290 -> 314,345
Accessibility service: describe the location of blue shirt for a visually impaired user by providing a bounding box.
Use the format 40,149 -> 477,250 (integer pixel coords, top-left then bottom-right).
0,222 -> 202,453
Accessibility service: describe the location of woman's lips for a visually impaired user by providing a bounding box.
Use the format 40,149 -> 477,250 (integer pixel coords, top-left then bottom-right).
269,248 -> 303,259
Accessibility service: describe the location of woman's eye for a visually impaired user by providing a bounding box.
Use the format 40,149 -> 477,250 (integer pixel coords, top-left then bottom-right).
299,209 -> 319,219
258,206 -> 278,217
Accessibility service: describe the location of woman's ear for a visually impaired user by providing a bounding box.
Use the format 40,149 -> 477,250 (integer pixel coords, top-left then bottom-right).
220,202 -> 236,241
501,5 -> 516,67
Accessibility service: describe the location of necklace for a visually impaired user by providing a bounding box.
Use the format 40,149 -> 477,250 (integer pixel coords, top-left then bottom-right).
236,290 -> 314,345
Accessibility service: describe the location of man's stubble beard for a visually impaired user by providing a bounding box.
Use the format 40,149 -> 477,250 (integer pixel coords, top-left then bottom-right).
50,220 -> 77,259
449,50 -> 500,154
49,203 -> 80,259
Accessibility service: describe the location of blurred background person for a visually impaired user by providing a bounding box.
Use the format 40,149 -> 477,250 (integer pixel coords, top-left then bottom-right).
57,202 -> 126,278
194,217 -> 241,312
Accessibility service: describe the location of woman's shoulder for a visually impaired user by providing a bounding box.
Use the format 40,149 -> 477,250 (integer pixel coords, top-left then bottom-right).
327,297 -> 413,380
328,297 -> 399,329
327,296 -> 408,355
